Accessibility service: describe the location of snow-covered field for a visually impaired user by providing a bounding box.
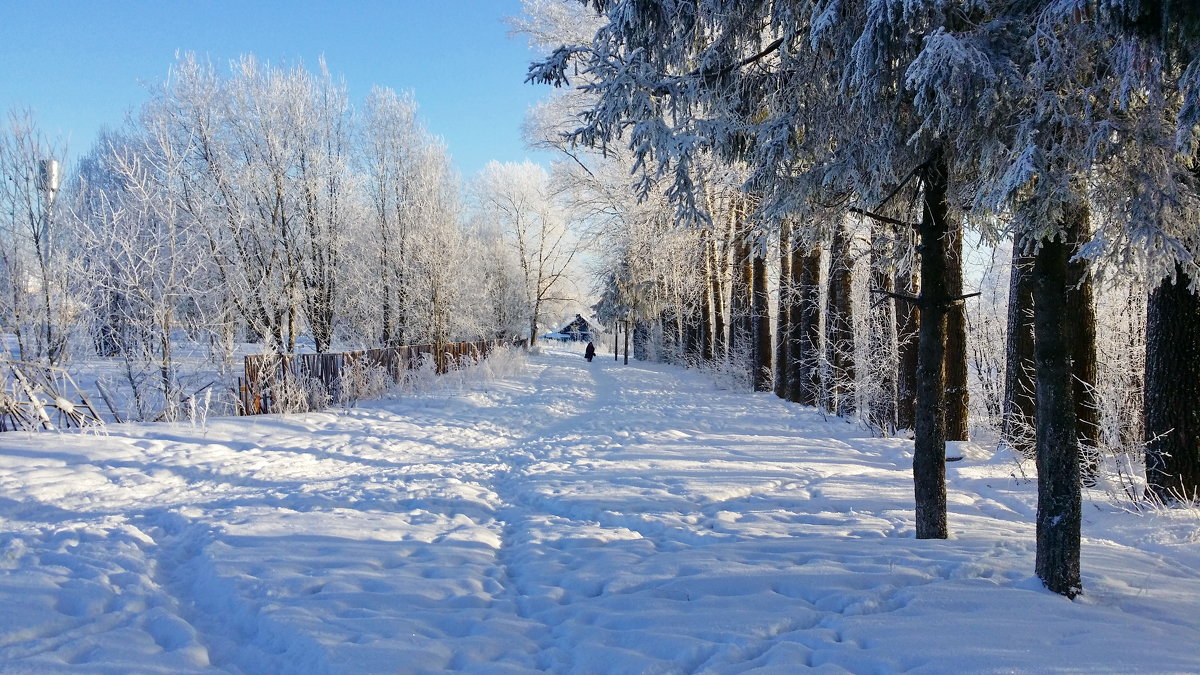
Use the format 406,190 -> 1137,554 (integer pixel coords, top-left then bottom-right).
1,346 -> 1198,673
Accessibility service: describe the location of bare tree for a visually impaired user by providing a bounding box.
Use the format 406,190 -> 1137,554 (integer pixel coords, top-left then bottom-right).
473,161 -> 584,346
0,109 -> 71,363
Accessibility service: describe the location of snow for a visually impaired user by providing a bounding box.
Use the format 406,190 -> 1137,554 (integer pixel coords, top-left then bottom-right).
1,346 -> 1198,673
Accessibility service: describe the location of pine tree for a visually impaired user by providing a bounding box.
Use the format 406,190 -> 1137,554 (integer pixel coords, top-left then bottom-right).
825,220 -> 855,416
1032,233 -> 1082,599
1002,249 -> 1036,457
1145,265 -> 1200,503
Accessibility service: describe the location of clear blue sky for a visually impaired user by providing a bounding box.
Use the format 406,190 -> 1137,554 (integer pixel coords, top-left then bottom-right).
0,1 -> 555,178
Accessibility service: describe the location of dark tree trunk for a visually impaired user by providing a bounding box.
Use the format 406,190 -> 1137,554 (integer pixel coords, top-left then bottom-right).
684,309 -> 703,364
753,246 -> 773,392
914,153 -> 950,540
792,244 -> 822,406
1032,234 -> 1082,598
869,225 -> 898,434
784,236 -> 802,403
776,220 -> 793,398
896,262 -> 920,430
825,221 -> 855,415
1002,246 -> 1037,457
944,221 -> 969,441
1145,264 -> 1200,503
381,262 -> 393,347
633,320 -> 650,361
1065,205 -> 1100,484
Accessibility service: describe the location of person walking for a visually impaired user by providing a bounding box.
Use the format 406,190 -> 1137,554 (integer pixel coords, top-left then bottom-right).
584,341 -> 596,362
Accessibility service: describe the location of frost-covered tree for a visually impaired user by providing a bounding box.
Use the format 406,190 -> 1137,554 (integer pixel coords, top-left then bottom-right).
473,160 -> 585,346
44,53 -> 526,419
73,119 -> 214,420
0,109 -> 72,364
526,0 -> 1021,542
359,87 -> 468,348
148,55 -> 360,354
526,0 -> 1200,598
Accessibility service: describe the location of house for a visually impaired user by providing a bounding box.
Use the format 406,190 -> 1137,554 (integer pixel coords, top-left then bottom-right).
542,314 -> 599,342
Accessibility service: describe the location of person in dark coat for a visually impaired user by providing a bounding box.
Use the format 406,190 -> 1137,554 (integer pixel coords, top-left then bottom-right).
584,341 -> 596,362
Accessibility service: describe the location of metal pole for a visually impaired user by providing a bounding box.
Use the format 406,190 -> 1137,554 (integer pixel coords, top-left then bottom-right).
614,323 -> 619,361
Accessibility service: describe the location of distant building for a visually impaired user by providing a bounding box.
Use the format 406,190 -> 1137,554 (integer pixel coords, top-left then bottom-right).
541,314 -> 599,342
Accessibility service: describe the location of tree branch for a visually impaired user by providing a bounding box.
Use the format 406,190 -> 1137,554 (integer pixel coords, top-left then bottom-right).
850,207 -> 918,230
871,289 -> 981,309
870,288 -> 921,306
656,37 -> 786,95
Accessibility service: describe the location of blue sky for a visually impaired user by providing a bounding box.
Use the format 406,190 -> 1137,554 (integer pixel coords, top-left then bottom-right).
0,1 -> 555,178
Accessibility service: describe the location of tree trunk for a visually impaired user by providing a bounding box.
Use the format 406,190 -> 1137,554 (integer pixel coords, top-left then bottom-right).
730,212 -> 753,364
792,244 -> 822,406
869,225 -> 897,434
1145,264 -> 1200,503
633,319 -> 650,361
944,221 -> 969,441
1032,233 -> 1082,598
753,244 -> 773,392
1002,246 -> 1037,457
896,262 -> 920,430
776,220 -> 793,398
1065,204 -> 1099,484
914,153 -> 950,540
709,233 -> 726,359
684,306 -> 703,365
700,231 -> 715,362
825,221 -> 855,416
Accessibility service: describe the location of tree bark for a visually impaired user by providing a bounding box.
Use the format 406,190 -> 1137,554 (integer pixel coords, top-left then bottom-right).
1145,264 -> 1200,503
1032,234 -> 1082,598
896,262 -> 920,430
914,153 -> 950,540
825,221 -> 855,416
1065,204 -> 1099,484
792,244 -> 822,406
944,221 -> 969,441
633,319 -> 650,361
776,220 -> 793,398
1002,246 -> 1037,457
753,244 -> 773,392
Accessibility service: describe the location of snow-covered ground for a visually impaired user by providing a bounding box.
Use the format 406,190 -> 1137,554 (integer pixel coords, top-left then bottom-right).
1,346 -> 1198,673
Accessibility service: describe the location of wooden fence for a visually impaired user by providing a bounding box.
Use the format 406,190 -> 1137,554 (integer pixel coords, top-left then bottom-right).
237,340 -> 496,416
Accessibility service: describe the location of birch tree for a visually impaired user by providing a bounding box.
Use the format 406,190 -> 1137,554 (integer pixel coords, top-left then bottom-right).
473,160 -> 584,346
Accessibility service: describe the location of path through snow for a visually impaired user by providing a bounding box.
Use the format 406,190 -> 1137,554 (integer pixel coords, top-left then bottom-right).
1,346 -> 1198,673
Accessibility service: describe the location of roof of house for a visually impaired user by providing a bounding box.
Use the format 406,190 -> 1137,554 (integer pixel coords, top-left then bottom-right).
556,314 -> 600,333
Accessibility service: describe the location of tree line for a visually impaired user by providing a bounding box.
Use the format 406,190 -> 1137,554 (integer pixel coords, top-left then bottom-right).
519,0 -> 1200,598
0,55 -> 585,422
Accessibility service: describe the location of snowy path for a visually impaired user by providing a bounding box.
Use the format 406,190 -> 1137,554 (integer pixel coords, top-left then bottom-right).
1,347 -> 1199,673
